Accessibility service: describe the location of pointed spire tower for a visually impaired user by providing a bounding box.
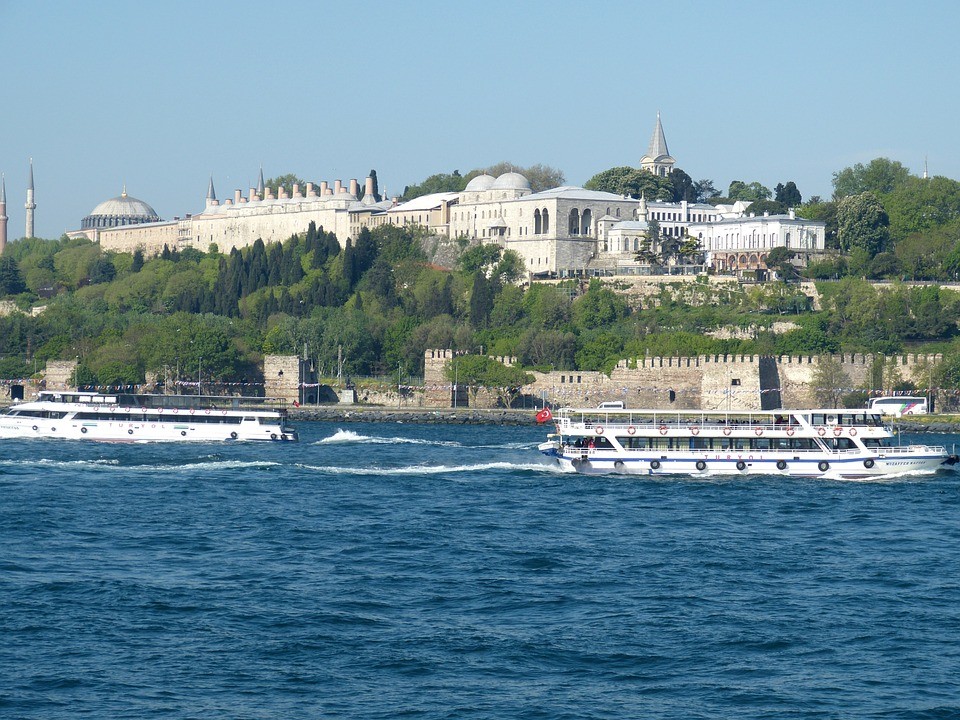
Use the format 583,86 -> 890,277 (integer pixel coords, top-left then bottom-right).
639,112 -> 676,178
256,166 -> 265,199
0,173 -> 8,253
25,158 -> 36,238
206,175 -> 219,208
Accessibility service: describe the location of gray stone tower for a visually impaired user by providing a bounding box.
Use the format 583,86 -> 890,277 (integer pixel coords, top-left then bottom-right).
24,159 -> 36,238
0,173 -> 7,253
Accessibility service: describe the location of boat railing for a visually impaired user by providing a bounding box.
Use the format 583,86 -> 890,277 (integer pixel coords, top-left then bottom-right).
46,393 -> 288,412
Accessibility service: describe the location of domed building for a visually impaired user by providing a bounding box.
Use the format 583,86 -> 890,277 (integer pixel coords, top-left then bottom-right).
81,187 -> 160,230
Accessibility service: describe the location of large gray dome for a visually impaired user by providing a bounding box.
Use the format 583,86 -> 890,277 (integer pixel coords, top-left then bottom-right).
464,173 -> 496,191
492,172 -> 531,190
82,189 -> 160,230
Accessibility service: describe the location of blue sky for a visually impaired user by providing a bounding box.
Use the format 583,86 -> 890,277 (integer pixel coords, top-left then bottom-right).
2,0 -> 958,239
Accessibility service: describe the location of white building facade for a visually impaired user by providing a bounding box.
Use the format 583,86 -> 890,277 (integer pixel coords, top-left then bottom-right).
688,209 -> 826,273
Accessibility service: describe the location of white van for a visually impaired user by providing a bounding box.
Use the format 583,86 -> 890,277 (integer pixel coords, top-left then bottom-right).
597,401 -> 625,410
867,396 -> 928,417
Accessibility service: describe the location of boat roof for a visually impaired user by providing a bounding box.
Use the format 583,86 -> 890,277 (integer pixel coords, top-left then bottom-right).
34,391 -> 287,411
558,407 -> 876,416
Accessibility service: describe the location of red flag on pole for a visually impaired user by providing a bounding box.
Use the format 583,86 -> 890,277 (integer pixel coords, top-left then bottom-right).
535,407 -> 553,423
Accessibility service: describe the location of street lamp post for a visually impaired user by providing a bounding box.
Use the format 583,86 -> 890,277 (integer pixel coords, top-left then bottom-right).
397,363 -> 402,409
198,357 -> 202,396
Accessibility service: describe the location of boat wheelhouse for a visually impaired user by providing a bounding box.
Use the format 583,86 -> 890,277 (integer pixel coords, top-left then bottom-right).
538,407 -> 955,478
0,391 -> 298,442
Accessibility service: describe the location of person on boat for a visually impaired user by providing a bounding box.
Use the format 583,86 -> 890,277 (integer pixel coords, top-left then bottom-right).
588,439 -> 596,450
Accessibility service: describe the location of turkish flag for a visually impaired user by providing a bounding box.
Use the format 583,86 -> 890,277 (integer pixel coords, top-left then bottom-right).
536,407 -> 553,423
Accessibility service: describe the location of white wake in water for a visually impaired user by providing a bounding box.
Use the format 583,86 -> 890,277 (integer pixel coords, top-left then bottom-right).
316,428 -> 533,450
297,460 -> 565,476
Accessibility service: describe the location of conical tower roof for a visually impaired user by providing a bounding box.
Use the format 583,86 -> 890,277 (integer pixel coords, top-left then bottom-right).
646,112 -> 670,160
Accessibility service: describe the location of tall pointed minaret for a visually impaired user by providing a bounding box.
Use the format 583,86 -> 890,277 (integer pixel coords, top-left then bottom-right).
0,174 -> 8,253
25,158 -> 36,238
206,175 -> 219,208
256,166 -> 265,199
639,112 -> 676,177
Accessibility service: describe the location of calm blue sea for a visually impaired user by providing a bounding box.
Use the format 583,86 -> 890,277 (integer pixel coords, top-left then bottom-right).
2,422 -> 960,719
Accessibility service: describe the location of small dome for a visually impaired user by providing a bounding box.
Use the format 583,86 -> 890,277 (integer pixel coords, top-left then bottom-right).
464,173 -> 496,191
492,172 -> 531,190
82,188 -> 159,230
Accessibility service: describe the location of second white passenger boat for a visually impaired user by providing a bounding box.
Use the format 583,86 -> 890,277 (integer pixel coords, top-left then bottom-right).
0,391 -> 298,442
538,407 -> 955,478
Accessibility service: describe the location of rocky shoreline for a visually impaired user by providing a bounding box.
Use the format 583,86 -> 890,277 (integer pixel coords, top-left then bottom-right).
288,406 -> 539,426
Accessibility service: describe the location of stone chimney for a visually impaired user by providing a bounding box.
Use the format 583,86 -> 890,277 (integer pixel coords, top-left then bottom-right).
349,179 -> 359,197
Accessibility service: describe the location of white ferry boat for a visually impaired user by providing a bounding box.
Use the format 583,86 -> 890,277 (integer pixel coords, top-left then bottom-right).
538,407 -> 956,478
0,391 -> 298,442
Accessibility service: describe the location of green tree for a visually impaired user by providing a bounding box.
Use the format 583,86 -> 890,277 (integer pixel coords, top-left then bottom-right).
775,181 -> 802,206
668,168 -> 696,202
883,175 -> 960,242
811,356 -> 851,406
467,162 -> 565,193
0,255 -> 27,295
265,174 -> 307,197
444,354 -> 533,407
403,170 -> 465,200
837,192 -> 889,256
831,157 -> 911,199
746,199 -> 787,216
584,166 -> 673,200
727,181 -> 772,202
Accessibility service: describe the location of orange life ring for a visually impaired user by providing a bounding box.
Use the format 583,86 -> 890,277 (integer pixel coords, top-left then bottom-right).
172,408 -> 178,414
627,426 -> 636,435
833,426 -> 842,436
817,427 -> 826,436
690,425 -> 700,435
595,426 -> 604,435
755,427 -> 763,436
723,427 -> 732,436
205,409 -> 211,415
659,425 -> 668,435
849,428 -> 857,437
189,408 -> 195,415
786,427 -> 795,436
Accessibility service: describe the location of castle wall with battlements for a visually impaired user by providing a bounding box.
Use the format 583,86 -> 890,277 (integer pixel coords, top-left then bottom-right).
422,349 -> 944,410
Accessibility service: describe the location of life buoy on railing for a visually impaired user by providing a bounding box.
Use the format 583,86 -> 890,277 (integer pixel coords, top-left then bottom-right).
204,409 -> 211,415
695,460 -> 706,471
817,427 -> 826,436
627,426 -> 636,435
140,407 -> 147,413
222,410 -> 227,415
849,428 -> 857,437
189,408 -> 195,415
736,460 -> 747,471
659,425 -> 668,435
690,426 -> 700,435
650,460 -> 661,470
172,408 -> 178,414
833,426 -> 842,436
786,427 -> 795,436
123,407 -> 130,413
595,426 -> 604,435
723,427 -> 732,436
755,427 -> 763,436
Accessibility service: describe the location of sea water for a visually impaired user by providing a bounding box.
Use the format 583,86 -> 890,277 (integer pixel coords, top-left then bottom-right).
2,422 -> 959,719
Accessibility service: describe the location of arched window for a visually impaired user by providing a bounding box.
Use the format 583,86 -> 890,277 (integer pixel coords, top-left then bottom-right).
542,209 -> 550,234
581,209 -> 592,235
569,208 -> 580,235
534,209 -> 542,234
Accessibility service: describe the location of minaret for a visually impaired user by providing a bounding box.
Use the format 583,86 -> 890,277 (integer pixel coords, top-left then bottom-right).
0,174 -> 8,253
25,158 -> 36,238
256,165 -> 265,199
638,192 -> 648,222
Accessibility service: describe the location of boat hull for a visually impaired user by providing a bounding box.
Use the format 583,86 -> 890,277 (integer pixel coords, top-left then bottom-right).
540,446 -> 948,478
0,417 -> 297,442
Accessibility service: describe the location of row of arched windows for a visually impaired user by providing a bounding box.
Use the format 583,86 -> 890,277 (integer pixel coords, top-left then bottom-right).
568,208 -> 592,235
534,208 -> 550,234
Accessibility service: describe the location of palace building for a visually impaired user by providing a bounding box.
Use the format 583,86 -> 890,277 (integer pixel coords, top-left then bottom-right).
67,114 -> 825,277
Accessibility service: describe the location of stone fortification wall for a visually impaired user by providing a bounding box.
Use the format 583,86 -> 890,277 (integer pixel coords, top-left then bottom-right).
44,360 -> 77,391
423,349 -> 944,411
